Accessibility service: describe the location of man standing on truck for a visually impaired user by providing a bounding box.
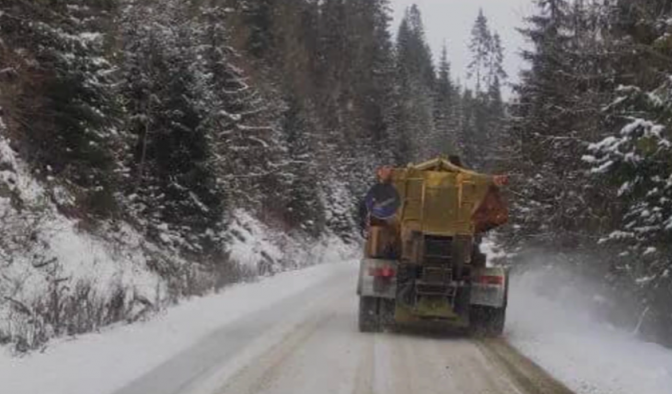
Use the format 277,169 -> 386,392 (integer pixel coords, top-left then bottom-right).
359,166 -> 398,233
359,166 -> 401,259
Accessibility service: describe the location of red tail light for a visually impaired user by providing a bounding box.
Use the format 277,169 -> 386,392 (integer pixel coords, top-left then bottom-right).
368,266 -> 396,278
493,175 -> 509,186
478,275 -> 504,285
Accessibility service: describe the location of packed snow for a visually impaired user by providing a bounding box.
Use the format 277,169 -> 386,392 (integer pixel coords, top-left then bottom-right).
507,266 -> 672,394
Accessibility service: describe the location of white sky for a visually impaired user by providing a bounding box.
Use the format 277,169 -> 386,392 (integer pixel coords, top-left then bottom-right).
389,0 -> 535,97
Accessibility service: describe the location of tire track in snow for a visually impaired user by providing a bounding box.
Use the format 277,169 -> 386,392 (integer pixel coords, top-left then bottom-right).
351,334 -> 375,394
476,338 -> 574,394
112,265 -> 354,394
216,294 -> 342,394
113,262 -> 576,394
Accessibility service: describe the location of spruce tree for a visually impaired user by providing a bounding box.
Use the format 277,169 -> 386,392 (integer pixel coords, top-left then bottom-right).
280,96 -> 325,236
584,0 -> 672,338
433,44 -> 458,156
505,0 -> 581,246
393,6 -> 436,163
468,9 -> 493,93
465,9 -> 507,170
0,1 -> 121,215
120,0 -> 224,253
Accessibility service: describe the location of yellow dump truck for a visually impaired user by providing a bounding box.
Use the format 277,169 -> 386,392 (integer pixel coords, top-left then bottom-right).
356,157 -> 509,334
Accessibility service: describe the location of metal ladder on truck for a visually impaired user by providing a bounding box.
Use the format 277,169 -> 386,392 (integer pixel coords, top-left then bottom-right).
399,176 -> 460,308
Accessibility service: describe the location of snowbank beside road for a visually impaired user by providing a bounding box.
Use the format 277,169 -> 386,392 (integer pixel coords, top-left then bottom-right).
0,260 -> 355,394
507,267 -> 672,394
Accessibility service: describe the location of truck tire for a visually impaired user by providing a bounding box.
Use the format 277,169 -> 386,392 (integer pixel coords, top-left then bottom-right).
379,299 -> 396,328
469,306 -> 485,335
359,297 -> 381,333
487,272 -> 509,336
471,272 -> 509,336
470,306 -> 506,336
488,307 -> 506,336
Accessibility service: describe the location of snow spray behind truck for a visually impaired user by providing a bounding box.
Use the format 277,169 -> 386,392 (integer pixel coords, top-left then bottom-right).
357,157 -> 509,334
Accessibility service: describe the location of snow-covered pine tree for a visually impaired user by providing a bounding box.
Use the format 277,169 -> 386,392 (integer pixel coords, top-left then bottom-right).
464,10 -> 507,171
196,3 -> 284,215
504,0 -> 590,248
488,33 -> 508,87
316,0 -> 348,134
458,88 -> 479,168
120,0 -> 224,254
468,9 -> 493,94
0,1 -> 121,216
585,0 -> 672,341
433,44 -> 459,157
484,32 -> 508,171
346,0 -> 397,166
280,95 -> 325,236
393,6 -> 436,163
343,0 -> 397,191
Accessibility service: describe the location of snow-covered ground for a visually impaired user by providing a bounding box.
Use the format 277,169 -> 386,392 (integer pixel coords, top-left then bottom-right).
0,133 -> 171,348
507,267 -> 672,394
1,241 -> 671,394
0,260 -> 356,394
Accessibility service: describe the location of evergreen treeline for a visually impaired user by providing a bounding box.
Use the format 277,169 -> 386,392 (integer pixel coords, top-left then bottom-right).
506,0 -> 672,345
0,0 -> 505,258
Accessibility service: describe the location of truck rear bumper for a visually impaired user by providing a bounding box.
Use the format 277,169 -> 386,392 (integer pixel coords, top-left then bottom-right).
393,303 -> 470,329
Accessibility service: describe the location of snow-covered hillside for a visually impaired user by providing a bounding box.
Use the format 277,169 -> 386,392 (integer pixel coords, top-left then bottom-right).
0,131 -> 181,349
0,130 -> 355,352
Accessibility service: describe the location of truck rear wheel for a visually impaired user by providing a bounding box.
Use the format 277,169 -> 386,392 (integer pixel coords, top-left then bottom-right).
471,306 -> 506,336
485,307 -> 506,336
379,299 -> 396,328
359,297 -> 381,333
488,272 -> 509,336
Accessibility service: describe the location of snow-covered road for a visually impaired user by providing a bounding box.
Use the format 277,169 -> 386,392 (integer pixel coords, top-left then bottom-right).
112,262 -> 570,394
3,259 -> 671,394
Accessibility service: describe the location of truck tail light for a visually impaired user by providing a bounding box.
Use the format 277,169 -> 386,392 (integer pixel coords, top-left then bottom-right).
478,275 -> 504,286
368,266 -> 396,278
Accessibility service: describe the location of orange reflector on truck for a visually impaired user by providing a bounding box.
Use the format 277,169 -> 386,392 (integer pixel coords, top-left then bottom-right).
478,275 -> 504,285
